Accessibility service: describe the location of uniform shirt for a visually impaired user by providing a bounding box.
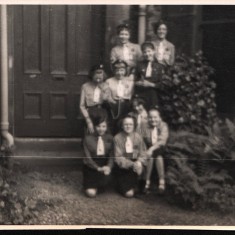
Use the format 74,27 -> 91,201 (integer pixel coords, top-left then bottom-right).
142,120 -> 169,149
80,81 -> 109,119
110,42 -> 142,72
135,59 -> 164,87
114,131 -> 147,169
105,76 -> 134,101
152,39 -> 175,66
83,133 -> 114,170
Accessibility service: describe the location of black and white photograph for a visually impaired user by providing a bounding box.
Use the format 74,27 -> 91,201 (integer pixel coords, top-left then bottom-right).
0,4 -> 235,227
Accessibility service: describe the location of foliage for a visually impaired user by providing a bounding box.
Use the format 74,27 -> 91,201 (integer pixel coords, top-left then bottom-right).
165,122 -> 235,213
0,150 -> 39,224
159,51 -> 217,134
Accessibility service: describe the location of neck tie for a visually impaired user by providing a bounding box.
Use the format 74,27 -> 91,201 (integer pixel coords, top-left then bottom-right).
145,61 -> 152,77
137,114 -> 141,125
123,44 -> 130,61
93,86 -> 101,103
97,136 -> 105,156
125,136 -> 133,153
117,80 -> 124,98
157,42 -> 164,61
151,127 -> 158,145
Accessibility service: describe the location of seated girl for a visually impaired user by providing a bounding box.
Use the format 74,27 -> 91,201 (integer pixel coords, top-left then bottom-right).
142,107 -> 169,194
80,64 -> 108,134
128,95 -> 148,135
135,42 -> 164,110
105,60 -> 134,134
83,116 -> 114,198
113,115 -> 147,198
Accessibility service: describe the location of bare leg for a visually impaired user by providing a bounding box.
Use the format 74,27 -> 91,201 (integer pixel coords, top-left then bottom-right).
144,157 -> 154,189
125,189 -> 134,198
85,188 -> 97,198
155,155 -> 165,191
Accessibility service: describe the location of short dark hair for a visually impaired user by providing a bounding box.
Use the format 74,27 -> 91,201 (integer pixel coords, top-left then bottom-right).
92,113 -> 107,127
152,20 -> 168,34
120,114 -> 137,131
89,64 -> 107,80
131,95 -> 146,108
112,59 -> 128,76
116,23 -> 131,34
148,105 -> 161,116
141,41 -> 155,51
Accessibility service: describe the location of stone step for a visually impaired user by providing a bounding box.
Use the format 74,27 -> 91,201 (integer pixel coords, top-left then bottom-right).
13,138 -> 83,158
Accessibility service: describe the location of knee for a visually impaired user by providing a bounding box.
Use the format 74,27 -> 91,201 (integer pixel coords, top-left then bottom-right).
85,188 -> 97,198
124,189 -> 134,198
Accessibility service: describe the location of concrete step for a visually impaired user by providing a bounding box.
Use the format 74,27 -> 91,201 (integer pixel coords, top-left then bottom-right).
13,138 -> 83,158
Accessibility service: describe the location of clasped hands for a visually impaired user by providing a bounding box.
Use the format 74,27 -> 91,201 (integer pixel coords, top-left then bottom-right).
98,166 -> 111,175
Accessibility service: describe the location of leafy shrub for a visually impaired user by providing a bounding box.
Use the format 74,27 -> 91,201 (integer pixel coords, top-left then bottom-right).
165,123 -> 235,213
0,150 -> 39,224
159,51 -> 217,134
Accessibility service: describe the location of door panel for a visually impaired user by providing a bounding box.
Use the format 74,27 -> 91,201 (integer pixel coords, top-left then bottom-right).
14,5 -> 105,137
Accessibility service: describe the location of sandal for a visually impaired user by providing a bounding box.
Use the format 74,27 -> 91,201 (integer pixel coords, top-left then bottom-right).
158,180 -> 165,194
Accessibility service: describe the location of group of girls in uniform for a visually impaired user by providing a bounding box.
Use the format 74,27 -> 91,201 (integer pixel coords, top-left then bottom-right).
80,20 -> 175,198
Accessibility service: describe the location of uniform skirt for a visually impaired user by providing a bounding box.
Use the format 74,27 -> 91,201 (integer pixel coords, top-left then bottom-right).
83,157 -> 111,190
114,160 -> 139,195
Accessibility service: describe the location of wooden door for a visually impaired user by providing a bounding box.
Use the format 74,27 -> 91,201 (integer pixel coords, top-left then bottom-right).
14,5 -> 105,137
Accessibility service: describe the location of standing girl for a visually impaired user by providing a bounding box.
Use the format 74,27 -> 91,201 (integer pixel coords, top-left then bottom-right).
105,60 -> 134,134
80,64 -> 108,134
142,107 -> 169,193
114,115 -> 147,198
135,42 -> 164,110
152,20 -> 175,66
110,23 -> 142,76
83,116 -> 114,198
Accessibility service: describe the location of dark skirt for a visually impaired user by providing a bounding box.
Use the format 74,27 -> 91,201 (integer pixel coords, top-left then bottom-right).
83,157 -> 111,190
114,165 -> 139,195
104,100 -> 131,135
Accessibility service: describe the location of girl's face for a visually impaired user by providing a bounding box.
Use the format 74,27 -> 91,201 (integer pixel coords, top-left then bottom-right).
92,70 -> 104,84
148,110 -> 161,127
156,24 -> 167,40
95,121 -> 107,136
122,117 -> 134,134
118,29 -> 130,44
133,102 -> 144,114
143,47 -> 155,61
114,67 -> 126,79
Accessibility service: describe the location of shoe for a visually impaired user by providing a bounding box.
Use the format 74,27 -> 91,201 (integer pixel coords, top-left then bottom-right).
158,181 -> 165,195
143,182 -> 151,194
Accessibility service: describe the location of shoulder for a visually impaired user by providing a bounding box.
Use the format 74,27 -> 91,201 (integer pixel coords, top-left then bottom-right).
105,134 -> 113,141
114,132 -> 123,141
165,40 -> 175,49
134,132 -> 144,141
81,82 -> 89,89
84,134 -> 95,143
129,42 -> 141,49
159,121 -> 169,130
106,77 -> 114,84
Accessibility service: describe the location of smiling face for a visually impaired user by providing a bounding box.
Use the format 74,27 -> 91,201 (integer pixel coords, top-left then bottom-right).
118,29 -> 130,44
122,117 -> 134,134
143,47 -> 155,62
156,24 -> 167,40
95,121 -> 107,136
114,67 -> 126,79
92,69 -> 104,84
133,101 -> 144,114
148,110 -> 161,127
